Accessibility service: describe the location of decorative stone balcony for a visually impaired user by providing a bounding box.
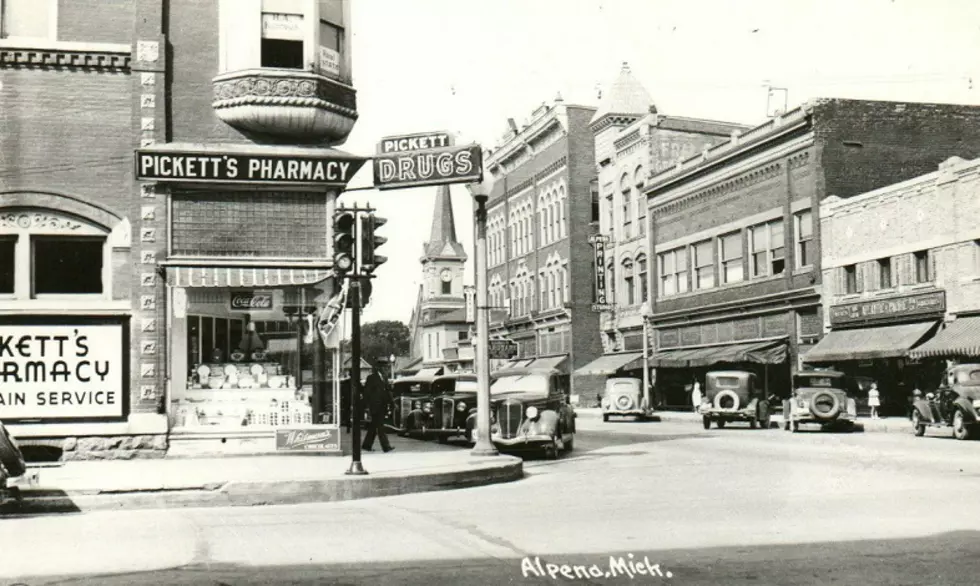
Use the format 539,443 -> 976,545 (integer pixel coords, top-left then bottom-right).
212,69 -> 358,145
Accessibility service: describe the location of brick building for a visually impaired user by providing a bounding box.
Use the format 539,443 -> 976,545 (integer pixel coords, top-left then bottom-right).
483,98 -> 599,403
644,98 -> 980,410
812,155 -> 980,413
1,0 -> 359,458
574,63 -> 748,399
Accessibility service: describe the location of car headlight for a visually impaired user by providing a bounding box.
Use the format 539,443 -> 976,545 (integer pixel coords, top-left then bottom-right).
526,406 -> 539,419
412,401 -> 421,410
456,401 -> 467,412
422,401 -> 432,414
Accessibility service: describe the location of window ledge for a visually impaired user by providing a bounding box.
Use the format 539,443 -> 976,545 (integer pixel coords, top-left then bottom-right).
792,266 -> 813,275
905,282 -> 935,290
872,288 -> 898,296
0,38 -> 130,53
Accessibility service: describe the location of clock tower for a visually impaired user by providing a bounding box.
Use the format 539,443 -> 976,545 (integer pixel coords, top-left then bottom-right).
420,184 -> 468,314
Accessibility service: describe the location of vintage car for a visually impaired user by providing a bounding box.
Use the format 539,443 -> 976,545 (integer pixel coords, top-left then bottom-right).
386,373 -> 437,436
911,364 -> 980,440
784,370 -> 857,432
700,370 -> 771,429
428,373 -> 478,443
467,367 -> 575,458
601,377 -> 652,422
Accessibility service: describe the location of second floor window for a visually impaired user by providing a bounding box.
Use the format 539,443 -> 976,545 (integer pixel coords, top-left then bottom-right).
605,194 -> 614,236
1,0 -> 54,40
719,231 -> 744,284
262,11 -> 305,69
658,248 -> 688,297
795,210 -> 814,268
637,254 -> 648,305
878,257 -> 892,289
844,264 -> 858,294
0,237 -> 13,294
623,259 -> 635,306
749,219 -> 785,278
914,250 -> 930,283
692,240 -> 715,290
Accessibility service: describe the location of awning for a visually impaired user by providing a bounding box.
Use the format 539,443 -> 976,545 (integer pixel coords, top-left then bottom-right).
649,340 -> 787,368
164,264 -> 331,288
908,316 -> 980,359
803,321 -> 937,363
573,352 -> 643,376
527,355 -> 568,372
415,367 -> 445,378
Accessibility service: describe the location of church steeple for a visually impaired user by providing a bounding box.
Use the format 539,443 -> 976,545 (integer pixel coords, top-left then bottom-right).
422,184 -> 467,261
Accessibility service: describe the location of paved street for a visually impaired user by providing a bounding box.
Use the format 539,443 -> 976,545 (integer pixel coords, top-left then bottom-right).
3,417 -> 980,585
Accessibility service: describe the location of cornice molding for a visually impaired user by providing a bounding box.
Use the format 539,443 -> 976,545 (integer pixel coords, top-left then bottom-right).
655,161 -> 784,217
0,45 -> 130,71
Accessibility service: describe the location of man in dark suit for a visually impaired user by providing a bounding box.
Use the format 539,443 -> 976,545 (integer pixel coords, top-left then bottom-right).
361,367 -> 394,452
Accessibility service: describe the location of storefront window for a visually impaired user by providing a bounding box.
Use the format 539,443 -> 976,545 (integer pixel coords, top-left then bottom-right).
0,236 -> 14,294
32,236 -> 104,295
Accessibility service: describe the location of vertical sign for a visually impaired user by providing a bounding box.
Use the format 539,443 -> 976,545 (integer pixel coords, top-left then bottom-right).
464,285 -> 476,323
589,235 -> 613,312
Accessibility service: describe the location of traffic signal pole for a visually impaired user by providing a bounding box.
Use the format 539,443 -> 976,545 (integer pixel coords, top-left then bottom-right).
471,193 -> 498,457
346,276 -> 367,475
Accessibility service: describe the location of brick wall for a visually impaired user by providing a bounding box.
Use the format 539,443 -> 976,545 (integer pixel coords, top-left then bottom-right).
58,0 -> 135,44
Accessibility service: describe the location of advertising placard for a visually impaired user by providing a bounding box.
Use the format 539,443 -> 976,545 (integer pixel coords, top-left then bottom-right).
373,144 -> 483,190
229,290 -> 275,311
0,318 -> 129,421
591,235 -> 613,312
829,290 -> 946,326
135,149 -> 365,185
488,339 -> 518,360
275,427 -> 340,452
318,45 -> 341,77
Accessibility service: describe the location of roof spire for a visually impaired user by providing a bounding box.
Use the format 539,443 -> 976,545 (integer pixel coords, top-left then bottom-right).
423,185 -> 468,260
589,61 -> 656,126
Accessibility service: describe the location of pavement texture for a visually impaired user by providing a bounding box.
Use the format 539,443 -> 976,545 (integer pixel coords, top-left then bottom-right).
0,432 -> 522,514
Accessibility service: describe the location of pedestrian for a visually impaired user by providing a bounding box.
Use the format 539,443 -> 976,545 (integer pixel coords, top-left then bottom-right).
868,382 -> 880,419
361,366 -> 395,453
691,378 -> 702,413
909,387 -> 922,419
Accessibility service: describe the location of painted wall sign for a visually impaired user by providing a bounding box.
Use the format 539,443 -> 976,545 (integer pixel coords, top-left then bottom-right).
829,290 -> 946,326
372,144 -> 482,190
464,285 -> 476,323
591,235 -> 613,312
377,131 -> 454,154
318,45 -> 341,77
275,427 -> 340,452
0,318 -> 129,421
135,150 -> 365,185
488,339 -> 519,360
230,291 -> 275,311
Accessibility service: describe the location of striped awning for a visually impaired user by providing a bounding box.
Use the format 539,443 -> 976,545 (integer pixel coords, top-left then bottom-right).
574,352 -> 643,376
649,340 -> 787,368
165,265 -> 331,288
804,321 -> 937,363
908,316 -> 980,359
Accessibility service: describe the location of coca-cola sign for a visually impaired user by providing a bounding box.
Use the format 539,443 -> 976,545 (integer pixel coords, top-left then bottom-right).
230,291 -> 274,311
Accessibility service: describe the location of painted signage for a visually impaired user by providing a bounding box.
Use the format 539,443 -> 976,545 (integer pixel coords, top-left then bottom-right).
378,131 -> 454,154
464,285 -> 476,323
488,339 -> 518,360
592,236 -> 613,312
372,144 -> 482,190
829,290 -> 946,326
135,150 -> 365,185
230,291 -> 274,311
262,13 -> 303,40
318,45 -> 340,77
275,427 -> 340,452
0,319 -> 128,421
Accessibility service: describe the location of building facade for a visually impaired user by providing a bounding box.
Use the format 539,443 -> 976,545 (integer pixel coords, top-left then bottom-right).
575,63 -> 749,396
812,155 -> 980,413
483,98 -> 599,403
0,0 -> 358,459
644,98 -> 980,410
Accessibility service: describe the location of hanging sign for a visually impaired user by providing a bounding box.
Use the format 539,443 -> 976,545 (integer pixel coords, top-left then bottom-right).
464,285 -> 476,323
590,234 -> 613,312
373,144 -> 483,190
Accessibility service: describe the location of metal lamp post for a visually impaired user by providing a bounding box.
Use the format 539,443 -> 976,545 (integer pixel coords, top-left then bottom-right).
465,176 -> 499,457
640,301 -> 652,412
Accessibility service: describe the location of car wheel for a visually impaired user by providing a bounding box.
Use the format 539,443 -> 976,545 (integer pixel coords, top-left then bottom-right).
549,439 -> 561,460
792,421 -> 800,433
750,419 -> 757,429
563,434 -> 574,452
911,409 -> 926,437
602,414 -> 609,423
716,420 -> 726,429
758,402 -> 771,430
702,416 -> 711,430
952,409 -> 972,441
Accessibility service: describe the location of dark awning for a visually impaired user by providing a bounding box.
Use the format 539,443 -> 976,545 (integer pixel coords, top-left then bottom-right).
908,316 -> 980,359
573,352 -> 643,376
649,340 -> 787,368
803,321 -> 937,363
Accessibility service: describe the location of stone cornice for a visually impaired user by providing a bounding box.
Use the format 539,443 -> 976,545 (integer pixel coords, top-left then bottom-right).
0,43 -> 130,71
589,113 -> 641,134
654,161 -> 784,217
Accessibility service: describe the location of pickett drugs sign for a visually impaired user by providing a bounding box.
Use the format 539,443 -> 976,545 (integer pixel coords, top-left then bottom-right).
0,322 -> 127,420
373,144 -> 483,190
135,150 -> 364,185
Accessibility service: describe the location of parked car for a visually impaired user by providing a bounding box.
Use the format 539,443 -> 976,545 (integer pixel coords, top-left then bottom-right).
468,367 -> 575,458
386,373 -> 437,436
911,364 -> 980,440
0,422 -> 26,479
429,373 -> 478,443
784,370 -> 857,432
700,370 -> 771,429
601,378 -> 652,422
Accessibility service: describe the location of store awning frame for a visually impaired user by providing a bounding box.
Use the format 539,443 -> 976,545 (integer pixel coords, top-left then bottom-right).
573,352 -> 644,376
649,340 -> 788,368
908,316 -> 980,359
527,354 -> 569,373
803,321 -> 938,364
164,263 -> 331,288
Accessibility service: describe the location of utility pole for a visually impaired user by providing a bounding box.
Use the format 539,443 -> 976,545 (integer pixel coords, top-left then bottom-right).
466,181 -> 498,457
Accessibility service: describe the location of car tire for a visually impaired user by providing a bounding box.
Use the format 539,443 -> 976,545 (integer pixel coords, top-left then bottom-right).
0,423 -> 26,478
809,391 -> 842,421
911,409 -> 926,437
602,414 -> 609,423
792,421 -> 800,433
716,420 -> 726,429
714,390 -> 740,411
757,402 -> 771,430
952,409 -> 972,441
563,434 -> 574,452
750,419 -> 757,429
702,416 -> 711,430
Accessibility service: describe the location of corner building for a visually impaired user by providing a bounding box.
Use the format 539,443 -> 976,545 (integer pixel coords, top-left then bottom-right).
484,98 -> 599,403
645,99 -> 980,409
0,0 -> 359,459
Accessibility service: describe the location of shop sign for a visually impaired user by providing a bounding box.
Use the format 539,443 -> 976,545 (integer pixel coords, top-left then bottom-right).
829,290 -> 946,326
135,150 -> 364,185
591,235 -> 613,312
318,45 -> 341,77
373,144 -> 482,190
275,427 -> 340,452
230,291 -> 275,311
262,13 -> 303,40
378,131 -> 454,154
488,339 -> 518,360
464,285 -> 476,323
0,319 -> 128,421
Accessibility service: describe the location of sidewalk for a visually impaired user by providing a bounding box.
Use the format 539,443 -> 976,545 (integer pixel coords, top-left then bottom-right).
1,434 -> 522,514
577,407 -> 915,434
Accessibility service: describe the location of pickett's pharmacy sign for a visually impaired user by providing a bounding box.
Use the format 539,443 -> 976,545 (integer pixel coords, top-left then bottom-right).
0,319 -> 128,421
136,150 -> 364,185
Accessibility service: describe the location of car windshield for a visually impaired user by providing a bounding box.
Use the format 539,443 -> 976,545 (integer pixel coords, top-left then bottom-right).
490,374 -> 549,397
954,369 -> 980,385
609,381 -> 638,394
712,376 -> 742,388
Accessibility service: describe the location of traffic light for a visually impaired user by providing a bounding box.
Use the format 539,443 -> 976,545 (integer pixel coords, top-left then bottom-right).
333,208 -> 358,278
356,212 -> 388,275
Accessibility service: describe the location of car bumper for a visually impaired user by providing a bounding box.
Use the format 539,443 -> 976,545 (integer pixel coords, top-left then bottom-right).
792,409 -> 855,423
702,409 -> 755,420
603,409 -> 648,417
491,433 -> 555,448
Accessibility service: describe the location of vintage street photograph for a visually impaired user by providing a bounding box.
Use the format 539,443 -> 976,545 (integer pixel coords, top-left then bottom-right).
1,0 -> 979,584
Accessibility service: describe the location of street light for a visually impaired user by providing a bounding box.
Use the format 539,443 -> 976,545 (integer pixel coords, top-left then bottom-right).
640,301 -> 652,412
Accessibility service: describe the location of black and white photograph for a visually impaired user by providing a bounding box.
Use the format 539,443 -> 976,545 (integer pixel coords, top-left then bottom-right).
2,0 -> 980,584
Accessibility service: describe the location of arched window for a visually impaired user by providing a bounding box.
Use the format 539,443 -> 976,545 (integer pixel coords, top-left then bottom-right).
556,267 -> 564,306
606,259 -> 615,305
621,173 -> 632,240
637,253 -> 648,305
550,201 -> 558,242
563,264 -> 569,303
548,271 -> 556,309
622,257 -> 635,306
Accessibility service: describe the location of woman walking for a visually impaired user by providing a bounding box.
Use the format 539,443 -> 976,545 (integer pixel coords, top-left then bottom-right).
868,382 -> 880,419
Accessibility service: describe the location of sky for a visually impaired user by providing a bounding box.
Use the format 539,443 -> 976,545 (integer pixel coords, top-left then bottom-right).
340,0 -> 980,324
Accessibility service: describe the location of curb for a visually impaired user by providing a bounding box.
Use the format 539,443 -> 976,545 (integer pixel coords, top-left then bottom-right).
1,457 -> 523,514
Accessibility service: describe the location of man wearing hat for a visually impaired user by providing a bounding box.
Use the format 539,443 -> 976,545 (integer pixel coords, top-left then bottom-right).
361,363 -> 395,452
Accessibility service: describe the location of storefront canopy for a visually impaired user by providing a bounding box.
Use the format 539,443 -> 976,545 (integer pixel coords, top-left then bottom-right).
573,352 -> 644,376
527,355 -> 568,373
803,321 -> 937,364
164,264 -> 331,288
908,316 -> 980,359
649,340 -> 787,368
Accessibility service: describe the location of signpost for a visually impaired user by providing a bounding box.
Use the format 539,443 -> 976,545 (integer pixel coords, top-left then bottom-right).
487,339 -> 518,360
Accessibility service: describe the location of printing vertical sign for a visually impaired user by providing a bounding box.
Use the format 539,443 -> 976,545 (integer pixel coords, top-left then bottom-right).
590,235 -> 613,312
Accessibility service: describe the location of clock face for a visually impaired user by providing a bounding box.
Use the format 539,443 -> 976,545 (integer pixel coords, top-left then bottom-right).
440,269 -> 452,282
